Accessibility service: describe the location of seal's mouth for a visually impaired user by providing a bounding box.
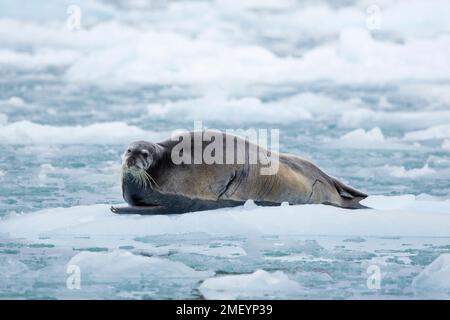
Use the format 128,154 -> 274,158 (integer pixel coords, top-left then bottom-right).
122,166 -> 158,190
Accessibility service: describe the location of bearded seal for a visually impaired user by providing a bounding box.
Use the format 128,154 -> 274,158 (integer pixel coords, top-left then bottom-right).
111,131 -> 368,214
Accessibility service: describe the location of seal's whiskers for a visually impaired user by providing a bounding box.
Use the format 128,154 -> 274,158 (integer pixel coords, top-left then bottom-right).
142,170 -> 160,188
122,166 -> 158,190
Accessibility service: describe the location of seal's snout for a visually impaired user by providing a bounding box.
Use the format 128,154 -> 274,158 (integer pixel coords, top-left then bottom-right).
124,155 -> 145,169
126,156 -> 137,167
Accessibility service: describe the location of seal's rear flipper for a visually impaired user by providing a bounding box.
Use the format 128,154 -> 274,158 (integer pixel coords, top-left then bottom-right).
110,205 -> 169,215
331,178 -> 370,209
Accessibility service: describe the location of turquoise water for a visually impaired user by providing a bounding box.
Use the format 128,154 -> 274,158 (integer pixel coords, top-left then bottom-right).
1,0 -> 450,299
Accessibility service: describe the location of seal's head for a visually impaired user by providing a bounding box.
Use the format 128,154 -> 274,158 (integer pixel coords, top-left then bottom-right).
122,141 -> 158,170
121,141 -> 160,189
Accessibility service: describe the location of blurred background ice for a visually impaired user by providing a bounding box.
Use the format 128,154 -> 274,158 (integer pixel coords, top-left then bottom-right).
1,0 -> 450,299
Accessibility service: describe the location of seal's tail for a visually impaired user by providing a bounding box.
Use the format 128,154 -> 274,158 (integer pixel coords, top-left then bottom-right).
331,177 -> 369,209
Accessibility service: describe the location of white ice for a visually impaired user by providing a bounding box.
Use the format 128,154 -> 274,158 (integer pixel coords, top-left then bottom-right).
1,195 -> 450,240
0,120 -> 165,144
2,1 -> 450,86
68,250 -> 213,279
413,254 -> 450,297
199,269 -> 302,299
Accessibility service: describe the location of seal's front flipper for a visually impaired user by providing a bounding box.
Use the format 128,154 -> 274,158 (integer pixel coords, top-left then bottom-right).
110,205 -> 169,215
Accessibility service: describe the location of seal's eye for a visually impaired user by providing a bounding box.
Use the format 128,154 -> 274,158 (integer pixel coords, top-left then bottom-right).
127,149 -> 131,154
141,150 -> 149,157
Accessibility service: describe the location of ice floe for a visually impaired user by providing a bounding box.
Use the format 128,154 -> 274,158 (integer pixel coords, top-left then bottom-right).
64,27 -> 450,85
0,120 -> 165,144
333,128 -> 411,149
0,96 -> 25,108
68,250 -> 213,279
3,3 -> 450,86
413,254 -> 450,297
147,92 -> 364,124
340,110 -> 450,131
1,195 -> 450,240
404,125 -> 450,141
199,269 -> 302,299
148,96 -> 311,124
379,164 -> 436,179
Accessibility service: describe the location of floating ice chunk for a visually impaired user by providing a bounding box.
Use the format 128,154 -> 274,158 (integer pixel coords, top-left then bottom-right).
2,1 -> 450,86
380,164 -> 436,178
404,125 -> 450,141
333,127 -> 410,149
2,195 -> 450,240
199,269 -> 301,299
0,96 -> 25,107
341,128 -> 385,143
65,24 -> 450,85
68,250 -> 213,279
148,95 -> 312,124
8,96 -> 24,107
415,193 -> 443,201
340,110 -> 450,130
413,254 -> 450,297
0,120 -> 165,145
146,93 -> 364,125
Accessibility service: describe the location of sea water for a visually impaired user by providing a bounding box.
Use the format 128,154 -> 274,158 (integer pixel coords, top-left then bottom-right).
0,0 -> 450,299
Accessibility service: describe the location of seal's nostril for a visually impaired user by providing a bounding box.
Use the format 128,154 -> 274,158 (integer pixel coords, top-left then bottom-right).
126,157 -> 136,166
